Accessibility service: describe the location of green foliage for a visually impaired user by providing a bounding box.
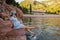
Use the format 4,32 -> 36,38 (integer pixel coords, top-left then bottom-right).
20,0 -> 60,14
6,0 -> 28,14
6,0 -> 16,5
21,6 -> 28,14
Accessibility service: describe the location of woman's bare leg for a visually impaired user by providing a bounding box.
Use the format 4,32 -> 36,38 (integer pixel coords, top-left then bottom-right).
21,25 -> 35,29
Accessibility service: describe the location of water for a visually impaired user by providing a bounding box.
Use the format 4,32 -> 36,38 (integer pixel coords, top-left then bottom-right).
31,26 -> 60,40
24,22 -> 60,40
30,29 -> 60,40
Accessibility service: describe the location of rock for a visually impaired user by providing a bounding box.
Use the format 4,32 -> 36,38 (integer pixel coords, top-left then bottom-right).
0,19 -> 12,36
0,1 -> 26,40
6,29 -> 26,40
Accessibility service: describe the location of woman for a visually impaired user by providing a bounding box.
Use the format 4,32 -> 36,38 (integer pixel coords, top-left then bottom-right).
9,10 -> 35,33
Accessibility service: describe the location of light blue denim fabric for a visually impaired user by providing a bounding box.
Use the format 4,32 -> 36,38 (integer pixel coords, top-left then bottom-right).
10,16 -> 24,29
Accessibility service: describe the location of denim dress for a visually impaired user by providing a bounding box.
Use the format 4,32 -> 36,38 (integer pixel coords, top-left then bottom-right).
10,16 -> 24,29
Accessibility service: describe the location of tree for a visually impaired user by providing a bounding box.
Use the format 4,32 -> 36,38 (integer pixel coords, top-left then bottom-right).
6,0 -> 16,5
6,0 -> 28,14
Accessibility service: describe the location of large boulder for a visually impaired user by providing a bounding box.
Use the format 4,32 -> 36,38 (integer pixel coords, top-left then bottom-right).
0,3 -> 26,40
0,18 -> 12,36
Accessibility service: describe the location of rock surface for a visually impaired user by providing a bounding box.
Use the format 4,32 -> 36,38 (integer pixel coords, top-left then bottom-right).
0,3 -> 26,40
